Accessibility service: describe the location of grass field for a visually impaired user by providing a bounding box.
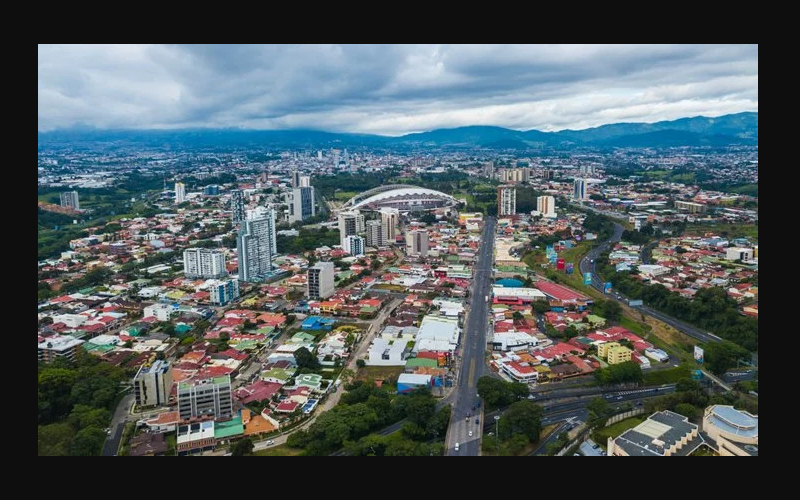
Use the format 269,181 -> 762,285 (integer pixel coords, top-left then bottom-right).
643,364 -> 691,385
619,316 -> 651,337
253,444 -> 304,456
334,191 -> 359,201
592,416 -> 646,448
685,222 -> 758,241
355,365 -> 405,383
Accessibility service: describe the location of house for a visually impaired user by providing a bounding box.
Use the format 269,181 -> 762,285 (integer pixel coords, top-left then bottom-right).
129,432 -> 168,456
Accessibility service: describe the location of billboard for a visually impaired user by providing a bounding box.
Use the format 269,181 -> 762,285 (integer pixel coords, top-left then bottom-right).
694,346 -> 704,363
566,262 -> 574,274
604,282 -> 613,294
557,258 -> 565,270
583,272 -> 593,285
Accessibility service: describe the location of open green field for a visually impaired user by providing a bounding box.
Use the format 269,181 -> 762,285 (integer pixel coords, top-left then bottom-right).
685,222 -> 758,241
643,364 -> 691,386
253,444 -> 304,456
355,365 -> 405,383
619,316 -> 651,337
592,416 -> 646,448
333,190 -> 359,201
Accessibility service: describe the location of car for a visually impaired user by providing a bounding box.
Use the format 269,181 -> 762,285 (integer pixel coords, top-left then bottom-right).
475,418 -> 480,425
635,401 -> 643,407
454,442 -> 460,451
266,440 -> 275,446
592,443 -> 599,450
469,430 -> 473,437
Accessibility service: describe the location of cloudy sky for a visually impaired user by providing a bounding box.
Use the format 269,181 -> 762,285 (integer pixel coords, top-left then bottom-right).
38,44 -> 758,135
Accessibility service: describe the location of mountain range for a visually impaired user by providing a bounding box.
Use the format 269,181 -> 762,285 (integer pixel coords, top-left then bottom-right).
38,112 -> 758,149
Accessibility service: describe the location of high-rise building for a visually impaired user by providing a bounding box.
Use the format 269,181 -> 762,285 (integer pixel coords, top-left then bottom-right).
209,278 -> 240,305
177,376 -> 233,421
237,210 -> 277,282
338,210 -> 365,247
541,170 -> 555,180
307,261 -> 335,300
580,165 -> 595,176
291,170 -> 301,188
498,186 -> 517,216
183,248 -> 227,279
203,185 -> 220,196
299,175 -> 311,188
344,235 -> 365,257
366,220 -> 385,247
406,230 -> 429,257
573,178 -> 588,200
500,168 -> 529,183
536,196 -> 557,218
230,189 -> 246,223
317,150 -> 323,160
175,182 -> 186,204
483,161 -> 495,178
290,185 -> 316,222
60,191 -> 80,210
134,360 -> 173,408
380,208 -> 399,244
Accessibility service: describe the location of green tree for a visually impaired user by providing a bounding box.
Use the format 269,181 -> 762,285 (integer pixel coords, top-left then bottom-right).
231,437 -> 255,456
501,400 -> 543,442
673,403 -> 698,419
294,347 -> 320,370
587,397 -> 610,419
532,300 -> 550,313
704,340 -> 749,376
69,426 -> 106,456
676,378 -> 701,392
356,359 -> 366,368
38,423 -> 76,456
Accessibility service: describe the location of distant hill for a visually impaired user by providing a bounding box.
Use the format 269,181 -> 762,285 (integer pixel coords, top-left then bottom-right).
38,112 -> 757,149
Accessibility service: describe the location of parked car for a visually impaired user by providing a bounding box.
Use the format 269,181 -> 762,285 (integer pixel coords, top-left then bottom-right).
265,440 -> 275,446
455,442 -> 460,451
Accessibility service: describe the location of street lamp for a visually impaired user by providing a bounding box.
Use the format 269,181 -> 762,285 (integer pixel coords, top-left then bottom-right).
494,415 -> 501,455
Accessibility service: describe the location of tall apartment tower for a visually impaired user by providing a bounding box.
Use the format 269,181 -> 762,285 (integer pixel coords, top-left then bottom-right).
177,376 -> 233,421
175,182 -> 186,204
497,186 -> 517,216
60,191 -> 80,210
344,235 -> 365,257
483,161 -> 495,179
366,220 -> 385,247
580,165 -> 595,176
573,178 -> 588,200
237,210 -> 277,282
536,196 -> 557,218
290,185 -> 316,222
307,261 -> 335,300
133,360 -> 173,408
183,248 -> 227,279
230,189 -> 246,223
291,170 -> 302,188
380,208 -> 399,244
338,210 -> 365,247
406,230 -> 429,257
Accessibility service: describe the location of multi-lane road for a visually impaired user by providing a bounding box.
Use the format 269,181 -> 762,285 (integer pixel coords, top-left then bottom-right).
446,216 -> 496,456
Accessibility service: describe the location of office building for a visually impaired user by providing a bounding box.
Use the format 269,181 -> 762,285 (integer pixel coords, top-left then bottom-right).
608,411 -> 702,456
203,185 -> 219,196
366,220 -> 385,247
536,196 -> 557,218
183,248 -> 227,279
230,189 -> 246,223
60,191 -> 80,210
675,201 -> 707,214
237,210 -> 277,282
317,150 -> 323,160
177,376 -> 233,421
483,161 -> 495,178
406,230 -> 429,257
175,182 -> 186,204
542,170 -> 555,180
344,235 -> 365,257
209,278 -> 240,306
497,186 -> 516,216
308,261 -> 335,300
580,164 -> 595,176
133,360 -> 173,407
703,405 -> 758,456
380,208 -> 399,244
338,210 -> 365,247
290,185 -> 316,222
38,335 -> 84,363
299,175 -> 311,187
291,170 -> 301,188
573,178 -> 588,200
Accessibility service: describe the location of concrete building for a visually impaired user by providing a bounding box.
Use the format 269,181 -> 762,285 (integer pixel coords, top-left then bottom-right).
380,208 -> 399,243
703,405 -> 758,456
183,248 -> 227,279
291,170 -> 301,188
133,360 -> 173,407
500,168 -> 529,183
177,376 -> 233,421
203,185 -> 219,196
237,210 -> 277,282
498,186 -> 516,216
60,191 -> 80,210
338,210 -> 365,247
38,335 -> 84,363
366,220 -> 385,247
608,410 -> 703,456
144,303 -> 174,322
726,247 -> 754,261
344,235 -> 365,257
607,344 -> 633,365
675,200 -> 707,214
536,196 -> 557,218
230,189 -> 246,223
573,178 -> 587,200
580,164 -> 595,176
307,261 -> 335,300
406,229 -> 429,257
597,341 -> 620,358
209,278 -> 240,306
367,338 -> 407,366
290,185 -> 316,222
483,161 -> 495,178
175,182 -> 186,204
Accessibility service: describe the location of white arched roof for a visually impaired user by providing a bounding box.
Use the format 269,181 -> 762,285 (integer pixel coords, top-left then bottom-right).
350,187 -> 458,210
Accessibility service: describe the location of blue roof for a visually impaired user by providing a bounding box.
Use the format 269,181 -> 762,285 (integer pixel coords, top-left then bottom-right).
495,278 -> 523,288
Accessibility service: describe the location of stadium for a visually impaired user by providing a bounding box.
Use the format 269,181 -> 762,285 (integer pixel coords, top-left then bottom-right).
342,185 -> 461,212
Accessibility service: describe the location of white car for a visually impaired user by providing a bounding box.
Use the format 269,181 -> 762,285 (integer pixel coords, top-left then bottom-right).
266,440 -> 275,446
468,430 -> 473,437
454,442 -> 460,451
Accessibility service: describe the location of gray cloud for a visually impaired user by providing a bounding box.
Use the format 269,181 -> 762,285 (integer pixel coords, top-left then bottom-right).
38,44 -> 758,135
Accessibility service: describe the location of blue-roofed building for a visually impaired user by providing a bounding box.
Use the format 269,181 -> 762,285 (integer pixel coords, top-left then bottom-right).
301,316 -> 336,331
703,405 -> 758,456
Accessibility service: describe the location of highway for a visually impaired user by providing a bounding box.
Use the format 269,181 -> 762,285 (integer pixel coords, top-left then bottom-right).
578,222 -> 722,344
446,216 -> 496,456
